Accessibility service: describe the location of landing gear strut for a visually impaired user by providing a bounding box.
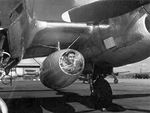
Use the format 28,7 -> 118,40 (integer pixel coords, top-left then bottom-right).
89,74 -> 112,110
0,28 -> 18,85
0,51 -> 12,85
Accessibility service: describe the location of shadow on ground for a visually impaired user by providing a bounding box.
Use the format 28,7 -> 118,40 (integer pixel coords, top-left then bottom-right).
113,93 -> 150,99
5,91 -> 150,113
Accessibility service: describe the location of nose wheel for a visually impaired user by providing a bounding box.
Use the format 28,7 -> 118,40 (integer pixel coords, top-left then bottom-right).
1,74 -> 12,85
0,68 -> 12,85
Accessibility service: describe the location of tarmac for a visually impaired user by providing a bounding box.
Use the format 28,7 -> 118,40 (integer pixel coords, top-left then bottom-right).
0,78 -> 150,113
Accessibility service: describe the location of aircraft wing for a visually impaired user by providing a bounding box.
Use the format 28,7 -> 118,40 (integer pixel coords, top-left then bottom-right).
14,0 -> 150,59
23,20 -> 97,58
23,0 -> 150,59
62,0 -> 150,22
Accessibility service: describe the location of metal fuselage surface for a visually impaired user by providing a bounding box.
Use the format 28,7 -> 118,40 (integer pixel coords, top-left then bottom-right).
2,0 -> 150,68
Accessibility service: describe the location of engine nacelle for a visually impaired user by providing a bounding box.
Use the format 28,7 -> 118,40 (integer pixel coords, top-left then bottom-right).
40,49 -> 84,89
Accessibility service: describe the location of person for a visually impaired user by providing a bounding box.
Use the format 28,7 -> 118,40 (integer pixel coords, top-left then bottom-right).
61,51 -> 76,73
60,51 -> 75,67
60,51 -> 83,74
67,51 -> 76,65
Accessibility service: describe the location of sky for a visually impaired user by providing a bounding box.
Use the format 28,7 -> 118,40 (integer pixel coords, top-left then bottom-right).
114,57 -> 150,73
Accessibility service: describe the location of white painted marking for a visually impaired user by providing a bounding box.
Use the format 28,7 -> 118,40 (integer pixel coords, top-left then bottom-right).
62,11 -> 71,22
104,37 -> 116,49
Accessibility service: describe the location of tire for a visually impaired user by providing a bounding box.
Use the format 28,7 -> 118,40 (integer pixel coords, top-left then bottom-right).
1,75 -> 11,85
92,77 -> 112,108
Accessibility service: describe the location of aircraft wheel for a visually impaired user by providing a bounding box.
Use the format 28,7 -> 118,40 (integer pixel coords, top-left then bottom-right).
1,75 -> 12,85
91,76 -> 112,110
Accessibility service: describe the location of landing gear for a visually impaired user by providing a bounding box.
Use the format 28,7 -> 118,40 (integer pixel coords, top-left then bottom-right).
2,58 -> 19,85
89,75 -> 112,110
0,28 -> 19,86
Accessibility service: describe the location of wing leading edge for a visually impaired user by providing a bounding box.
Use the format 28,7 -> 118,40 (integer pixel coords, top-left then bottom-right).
23,20 -> 101,58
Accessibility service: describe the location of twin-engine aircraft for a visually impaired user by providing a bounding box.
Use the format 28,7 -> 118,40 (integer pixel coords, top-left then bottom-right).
0,0 -> 150,109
